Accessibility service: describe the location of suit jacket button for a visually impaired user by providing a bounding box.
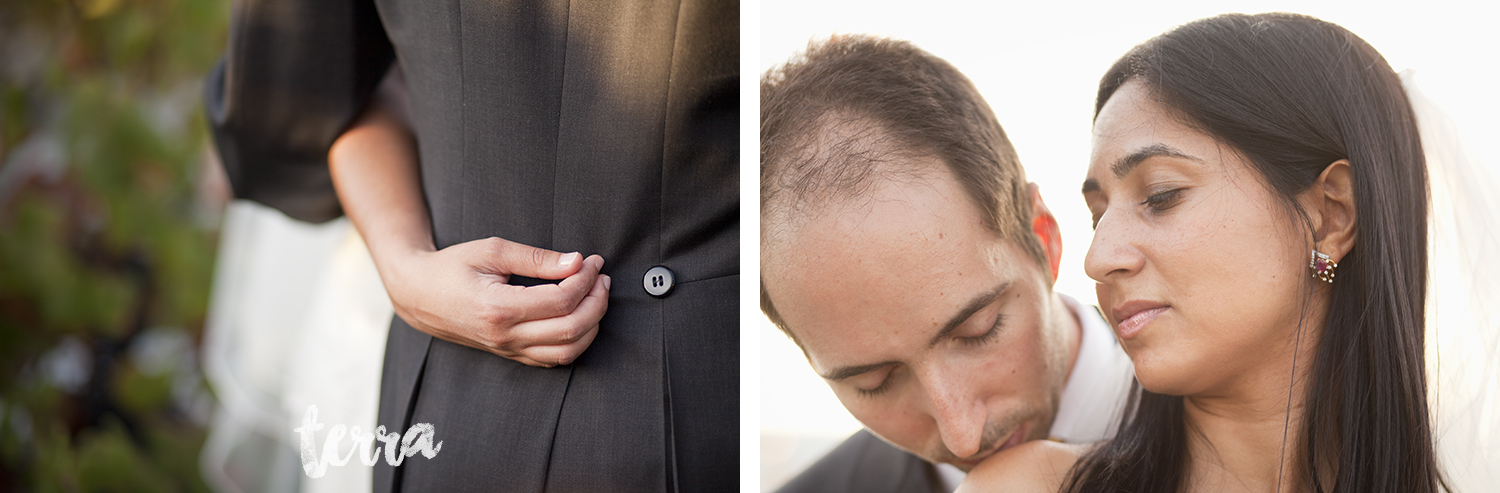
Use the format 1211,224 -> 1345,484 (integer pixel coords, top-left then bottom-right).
643,266 -> 675,297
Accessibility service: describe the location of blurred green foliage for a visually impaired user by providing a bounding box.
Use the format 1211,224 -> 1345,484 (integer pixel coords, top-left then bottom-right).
1,0 -> 229,490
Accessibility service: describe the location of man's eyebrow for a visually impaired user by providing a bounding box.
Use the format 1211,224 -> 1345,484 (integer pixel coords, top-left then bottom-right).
1111,143 -> 1200,178
818,282 -> 1010,382
928,282 -> 1010,348
822,361 -> 897,382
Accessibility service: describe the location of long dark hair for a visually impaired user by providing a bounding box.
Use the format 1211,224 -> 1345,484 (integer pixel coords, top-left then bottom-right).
1065,13 -> 1444,493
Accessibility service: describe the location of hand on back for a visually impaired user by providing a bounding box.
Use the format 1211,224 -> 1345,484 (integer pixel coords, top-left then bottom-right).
384,237 -> 610,368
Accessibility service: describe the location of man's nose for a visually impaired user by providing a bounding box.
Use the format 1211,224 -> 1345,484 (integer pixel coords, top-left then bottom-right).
921,368 -> 985,459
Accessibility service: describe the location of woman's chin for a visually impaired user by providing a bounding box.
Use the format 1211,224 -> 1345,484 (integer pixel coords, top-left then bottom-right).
1128,354 -> 1202,396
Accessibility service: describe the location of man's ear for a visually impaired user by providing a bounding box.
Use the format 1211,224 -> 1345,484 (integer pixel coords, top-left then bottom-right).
1028,183 -> 1062,283
1305,160 -> 1357,263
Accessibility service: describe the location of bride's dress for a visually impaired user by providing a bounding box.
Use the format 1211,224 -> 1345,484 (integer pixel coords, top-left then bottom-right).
198,202 -> 392,493
1407,70 -> 1500,490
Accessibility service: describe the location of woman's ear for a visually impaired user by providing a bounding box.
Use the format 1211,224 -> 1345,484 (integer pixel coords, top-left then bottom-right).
1307,160 -> 1357,262
1028,183 -> 1063,283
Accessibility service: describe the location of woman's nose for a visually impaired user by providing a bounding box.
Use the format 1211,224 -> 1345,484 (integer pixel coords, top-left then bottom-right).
1084,209 -> 1145,283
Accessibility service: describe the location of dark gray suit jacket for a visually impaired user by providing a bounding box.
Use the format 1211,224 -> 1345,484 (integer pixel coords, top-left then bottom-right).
777,430 -> 944,493
204,1 -> 738,491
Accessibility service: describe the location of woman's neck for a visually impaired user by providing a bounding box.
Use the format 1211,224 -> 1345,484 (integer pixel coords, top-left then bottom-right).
1180,320 -> 1322,493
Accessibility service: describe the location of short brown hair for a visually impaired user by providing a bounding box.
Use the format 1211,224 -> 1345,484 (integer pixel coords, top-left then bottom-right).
760,35 -> 1045,338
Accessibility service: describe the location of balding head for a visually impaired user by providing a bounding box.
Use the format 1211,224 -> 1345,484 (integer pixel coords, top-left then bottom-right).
761,35 -> 1046,339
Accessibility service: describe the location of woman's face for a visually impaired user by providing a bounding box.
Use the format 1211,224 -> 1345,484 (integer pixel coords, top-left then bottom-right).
1082,81 -> 1316,396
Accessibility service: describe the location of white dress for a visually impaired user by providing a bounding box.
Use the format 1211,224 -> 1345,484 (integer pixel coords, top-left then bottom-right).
1406,70 -> 1500,491
198,201 -> 392,493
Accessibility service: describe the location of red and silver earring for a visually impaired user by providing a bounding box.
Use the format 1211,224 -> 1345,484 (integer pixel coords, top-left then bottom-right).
1310,249 -> 1337,283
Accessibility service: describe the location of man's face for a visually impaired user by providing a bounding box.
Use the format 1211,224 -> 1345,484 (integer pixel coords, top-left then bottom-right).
763,163 -> 1072,471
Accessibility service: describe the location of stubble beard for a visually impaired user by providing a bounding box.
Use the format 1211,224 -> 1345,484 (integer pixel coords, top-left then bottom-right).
922,401 -> 1051,471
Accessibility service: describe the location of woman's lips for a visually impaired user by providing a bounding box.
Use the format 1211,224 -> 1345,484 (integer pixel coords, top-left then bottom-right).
1113,303 -> 1169,339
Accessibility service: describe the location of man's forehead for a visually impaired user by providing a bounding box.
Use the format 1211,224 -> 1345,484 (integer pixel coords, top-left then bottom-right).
764,174 -> 1029,369
763,172 -> 958,304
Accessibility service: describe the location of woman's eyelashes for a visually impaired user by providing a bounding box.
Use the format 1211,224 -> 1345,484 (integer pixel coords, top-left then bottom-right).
1088,186 -> 1186,230
1141,187 -> 1185,213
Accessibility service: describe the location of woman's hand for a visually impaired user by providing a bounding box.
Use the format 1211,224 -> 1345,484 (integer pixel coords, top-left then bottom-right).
384,238 -> 610,367
329,67 -> 608,367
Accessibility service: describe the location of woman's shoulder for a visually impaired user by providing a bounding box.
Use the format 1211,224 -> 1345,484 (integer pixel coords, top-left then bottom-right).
955,440 -> 1086,493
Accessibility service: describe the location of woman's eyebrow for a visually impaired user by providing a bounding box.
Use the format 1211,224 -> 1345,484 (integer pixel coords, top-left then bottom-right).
1082,144 -> 1201,194
1112,143 -> 1201,178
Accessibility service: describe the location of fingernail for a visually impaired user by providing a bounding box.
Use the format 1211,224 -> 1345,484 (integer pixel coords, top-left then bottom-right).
559,252 -> 580,267
603,275 -> 612,290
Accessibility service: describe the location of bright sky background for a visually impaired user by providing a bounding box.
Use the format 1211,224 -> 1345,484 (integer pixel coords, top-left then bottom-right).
753,0 -> 1499,489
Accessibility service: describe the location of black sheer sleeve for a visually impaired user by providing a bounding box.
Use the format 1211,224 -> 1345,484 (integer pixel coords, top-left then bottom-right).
203,0 -> 394,223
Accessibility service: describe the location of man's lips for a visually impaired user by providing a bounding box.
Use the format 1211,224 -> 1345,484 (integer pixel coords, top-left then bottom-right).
1112,300 -> 1170,339
999,423 -> 1027,450
951,424 -> 1028,469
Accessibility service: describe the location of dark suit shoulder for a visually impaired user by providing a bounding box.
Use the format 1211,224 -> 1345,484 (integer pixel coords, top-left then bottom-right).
204,0 -> 393,223
776,429 -> 942,493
